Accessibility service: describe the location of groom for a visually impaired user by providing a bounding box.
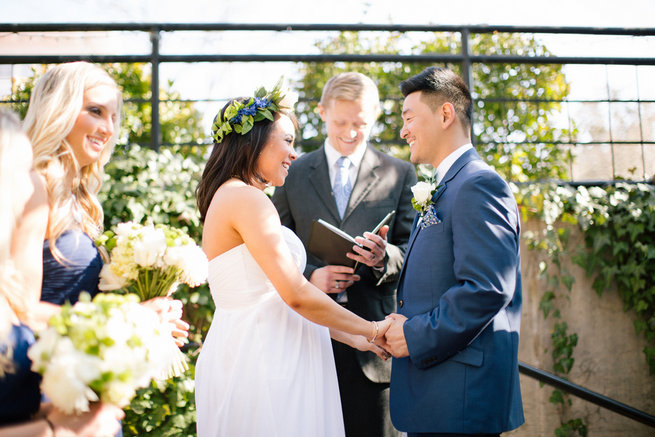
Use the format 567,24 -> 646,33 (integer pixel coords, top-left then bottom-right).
383,67 -> 524,436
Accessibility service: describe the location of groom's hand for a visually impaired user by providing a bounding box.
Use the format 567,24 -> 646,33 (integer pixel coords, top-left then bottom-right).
385,313 -> 409,358
309,265 -> 360,294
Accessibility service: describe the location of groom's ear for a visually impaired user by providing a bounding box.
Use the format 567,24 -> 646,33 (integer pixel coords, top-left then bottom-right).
440,102 -> 457,129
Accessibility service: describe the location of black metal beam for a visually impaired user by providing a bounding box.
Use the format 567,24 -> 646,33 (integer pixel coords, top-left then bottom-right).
519,361 -> 655,427
2,54 -> 654,66
2,23 -> 655,36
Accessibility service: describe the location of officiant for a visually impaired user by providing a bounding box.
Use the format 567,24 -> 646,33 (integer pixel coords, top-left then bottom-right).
272,72 -> 416,437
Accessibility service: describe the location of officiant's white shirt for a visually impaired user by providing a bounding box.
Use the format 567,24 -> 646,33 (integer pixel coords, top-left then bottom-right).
324,139 -> 367,188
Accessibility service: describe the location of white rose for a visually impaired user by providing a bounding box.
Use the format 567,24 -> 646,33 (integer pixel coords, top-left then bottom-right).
98,264 -> 127,291
411,181 -> 435,205
178,244 -> 208,286
133,226 -> 167,267
28,327 -> 59,371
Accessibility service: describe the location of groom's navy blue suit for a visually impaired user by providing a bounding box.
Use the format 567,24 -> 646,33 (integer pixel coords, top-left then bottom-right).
390,148 -> 524,434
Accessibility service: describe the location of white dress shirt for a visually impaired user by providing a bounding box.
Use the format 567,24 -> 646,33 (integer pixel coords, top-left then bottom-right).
434,143 -> 473,185
324,139 -> 367,188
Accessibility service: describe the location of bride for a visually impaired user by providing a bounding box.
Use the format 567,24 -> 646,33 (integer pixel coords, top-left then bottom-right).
194,85 -> 391,437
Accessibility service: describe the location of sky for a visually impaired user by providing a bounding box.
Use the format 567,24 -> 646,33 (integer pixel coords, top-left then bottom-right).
2,0 -> 655,27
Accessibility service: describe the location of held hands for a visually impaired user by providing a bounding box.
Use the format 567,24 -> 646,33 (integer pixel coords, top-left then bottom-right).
309,265 -> 360,294
382,313 -> 409,358
348,225 -> 389,269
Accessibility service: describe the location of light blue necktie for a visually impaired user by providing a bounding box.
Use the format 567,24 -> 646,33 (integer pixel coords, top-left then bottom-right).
333,156 -> 352,219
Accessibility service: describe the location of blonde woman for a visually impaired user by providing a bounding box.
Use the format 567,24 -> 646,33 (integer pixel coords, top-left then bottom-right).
15,61 -> 122,307
0,107 -> 123,437
13,62 -> 188,348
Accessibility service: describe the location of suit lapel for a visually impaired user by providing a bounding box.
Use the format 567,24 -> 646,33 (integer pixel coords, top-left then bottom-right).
342,146 -> 381,222
308,149 -> 341,222
397,148 -> 482,292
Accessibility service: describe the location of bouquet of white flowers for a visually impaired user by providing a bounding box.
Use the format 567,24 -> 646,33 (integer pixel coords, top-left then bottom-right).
96,222 -> 208,300
28,293 -> 180,414
95,221 -> 208,381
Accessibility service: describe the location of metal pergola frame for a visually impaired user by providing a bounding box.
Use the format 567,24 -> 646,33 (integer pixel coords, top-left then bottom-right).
2,23 -> 654,152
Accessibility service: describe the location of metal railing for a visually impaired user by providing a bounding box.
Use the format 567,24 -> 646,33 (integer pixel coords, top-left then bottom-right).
519,361 -> 655,428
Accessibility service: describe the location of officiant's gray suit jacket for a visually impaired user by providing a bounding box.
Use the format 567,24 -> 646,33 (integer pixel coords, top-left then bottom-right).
272,144 -> 416,382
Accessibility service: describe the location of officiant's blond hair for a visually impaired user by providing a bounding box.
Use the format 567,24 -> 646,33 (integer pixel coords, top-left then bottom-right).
23,62 -> 122,262
319,72 -> 381,118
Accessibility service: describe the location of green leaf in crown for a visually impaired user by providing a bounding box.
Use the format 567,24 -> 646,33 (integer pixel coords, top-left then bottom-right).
211,78 -> 294,144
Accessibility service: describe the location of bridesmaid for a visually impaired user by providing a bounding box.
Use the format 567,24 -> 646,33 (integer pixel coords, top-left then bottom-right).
0,107 -> 123,437
13,61 -> 188,344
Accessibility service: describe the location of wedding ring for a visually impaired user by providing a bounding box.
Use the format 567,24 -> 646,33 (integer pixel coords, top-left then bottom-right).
335,283 -> 340,289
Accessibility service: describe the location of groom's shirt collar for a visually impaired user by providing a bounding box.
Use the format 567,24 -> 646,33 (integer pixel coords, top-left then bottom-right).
435,143 -> 473,185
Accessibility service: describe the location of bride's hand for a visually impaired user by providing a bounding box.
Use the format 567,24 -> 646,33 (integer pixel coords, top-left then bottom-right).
372,318 -> 392,352
141,297 -> 190,347
349,334 -> 391,360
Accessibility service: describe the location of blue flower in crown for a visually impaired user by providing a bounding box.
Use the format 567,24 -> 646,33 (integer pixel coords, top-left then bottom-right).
212,79 -> 297,144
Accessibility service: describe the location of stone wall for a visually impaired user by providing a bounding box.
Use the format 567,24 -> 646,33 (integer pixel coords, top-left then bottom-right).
508,219 -> 655,436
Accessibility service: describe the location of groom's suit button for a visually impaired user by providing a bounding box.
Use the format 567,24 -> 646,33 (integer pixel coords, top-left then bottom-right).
422,357 -> 437,366
398,299 -> 404,308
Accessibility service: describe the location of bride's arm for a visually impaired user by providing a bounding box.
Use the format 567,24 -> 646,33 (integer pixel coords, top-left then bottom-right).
329,328 -> 391,360
211,185 -> 390,343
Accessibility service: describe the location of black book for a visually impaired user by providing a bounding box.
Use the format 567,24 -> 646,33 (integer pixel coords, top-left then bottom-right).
307,210 -> 395,268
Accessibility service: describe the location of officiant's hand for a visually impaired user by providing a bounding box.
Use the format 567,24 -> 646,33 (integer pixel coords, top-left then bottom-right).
309,265 -> 360,294
384,313 -> 409,358
349,226 -> 389,269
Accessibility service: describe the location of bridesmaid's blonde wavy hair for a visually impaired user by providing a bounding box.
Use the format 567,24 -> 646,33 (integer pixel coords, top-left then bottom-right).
0,109 -> 32,376
23,62 -> 122,262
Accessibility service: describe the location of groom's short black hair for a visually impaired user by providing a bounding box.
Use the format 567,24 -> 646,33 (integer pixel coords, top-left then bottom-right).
400,67 -> 472,129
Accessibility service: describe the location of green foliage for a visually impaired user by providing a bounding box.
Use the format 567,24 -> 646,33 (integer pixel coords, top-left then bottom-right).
551,322 -> 578,375
518,181 -> 654,435
295,31 -> 572,181
122,358 -> 197,437
518,182 -> 655,373
554,418 -> 588,437
5,63 -> 206,148
100,144 -> 214,436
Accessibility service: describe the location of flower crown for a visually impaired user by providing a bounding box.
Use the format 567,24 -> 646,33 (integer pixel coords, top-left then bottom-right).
212,80 -> 295,144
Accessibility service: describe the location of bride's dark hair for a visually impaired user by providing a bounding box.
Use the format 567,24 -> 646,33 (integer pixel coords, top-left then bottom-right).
195,98 -> 296,222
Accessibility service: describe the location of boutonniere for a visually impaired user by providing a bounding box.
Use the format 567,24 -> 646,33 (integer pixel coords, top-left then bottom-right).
411,181 -> 441,228
411,181 -> 438,215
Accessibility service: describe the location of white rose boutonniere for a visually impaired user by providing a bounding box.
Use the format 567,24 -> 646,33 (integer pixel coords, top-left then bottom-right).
411,181 -> 437,215
410,181 -> 441,228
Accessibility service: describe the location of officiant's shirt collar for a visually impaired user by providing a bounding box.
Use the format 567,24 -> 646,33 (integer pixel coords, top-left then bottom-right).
324,139 -> 366,174
324,139 -> 366,171
435,143 -> 473,185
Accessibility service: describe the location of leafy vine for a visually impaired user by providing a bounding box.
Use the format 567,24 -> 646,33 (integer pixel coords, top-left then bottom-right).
515,181 -> 655,435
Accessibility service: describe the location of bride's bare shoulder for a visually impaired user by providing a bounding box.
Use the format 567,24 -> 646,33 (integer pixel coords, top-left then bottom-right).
206,180 -> 272,220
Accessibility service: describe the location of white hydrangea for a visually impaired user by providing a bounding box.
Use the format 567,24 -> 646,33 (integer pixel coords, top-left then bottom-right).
29,294 -> 178,414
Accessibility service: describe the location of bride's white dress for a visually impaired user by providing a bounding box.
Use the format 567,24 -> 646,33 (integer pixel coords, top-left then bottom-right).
195,226 -> 345,437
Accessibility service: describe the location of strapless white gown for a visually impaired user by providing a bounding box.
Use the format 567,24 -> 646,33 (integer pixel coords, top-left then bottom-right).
195,227 -> 345,437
